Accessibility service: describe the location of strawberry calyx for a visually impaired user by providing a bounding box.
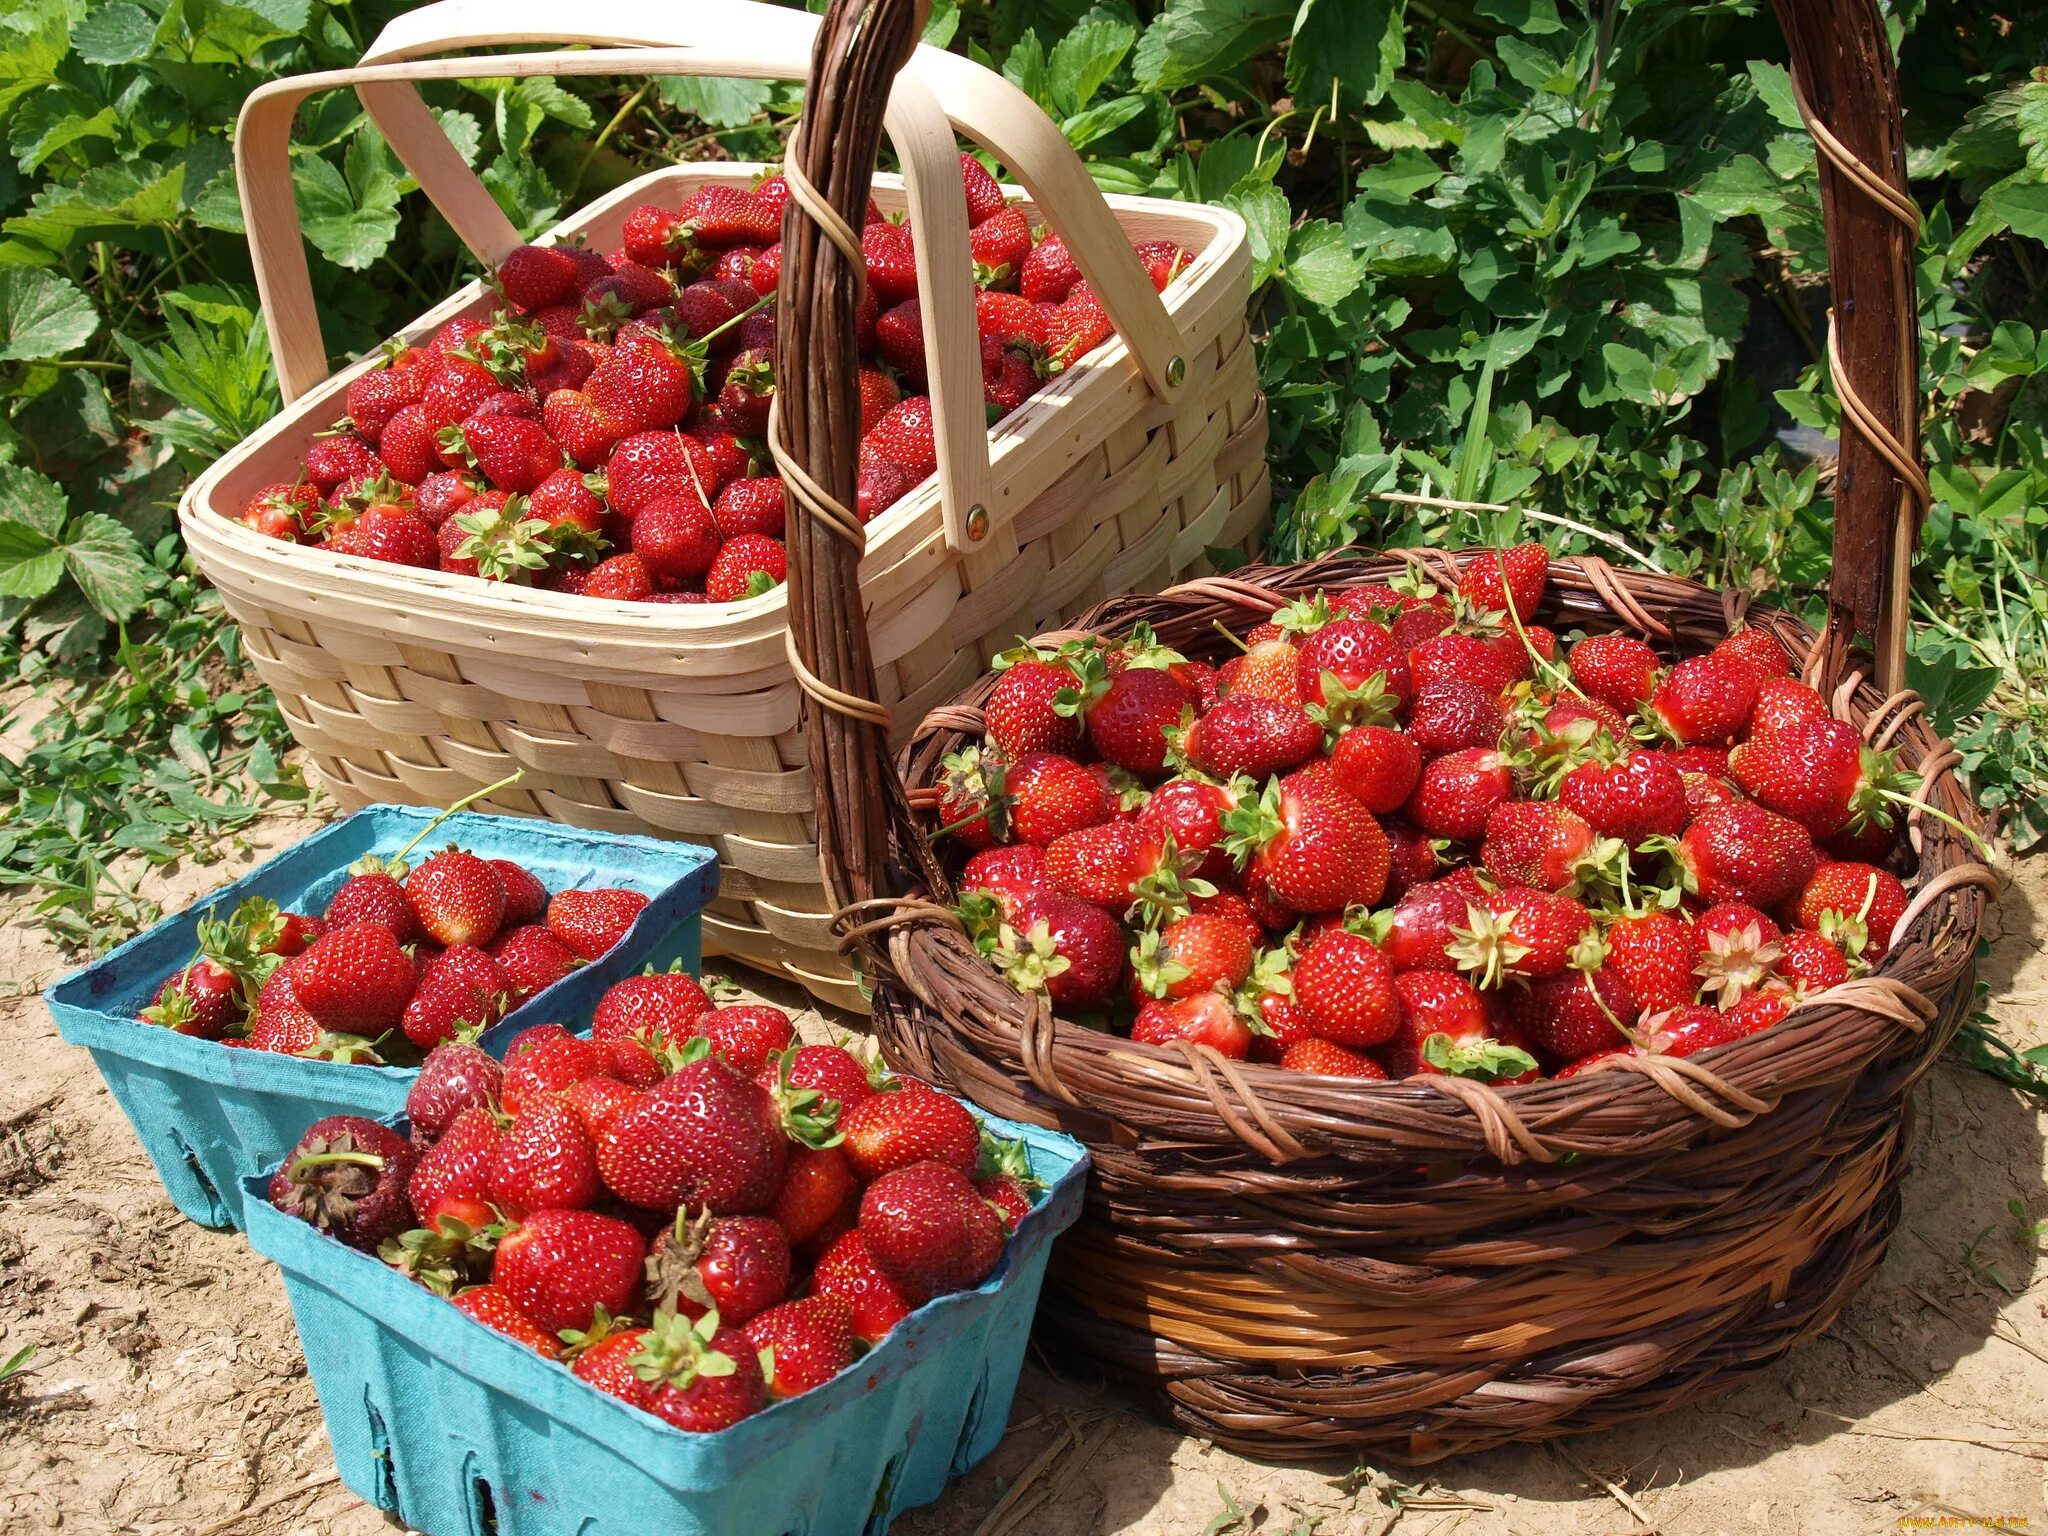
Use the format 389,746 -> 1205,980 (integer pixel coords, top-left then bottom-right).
1117,621 -> 1187,673
1050,647 -> 1112,719
194,898 -> 291,1008
1444,902 -> 1533,990
558,1303 -> 635,1360
1845,745 -> 1917,834
764,1047 -> 847,1150
1306,669 -> 1401,739
934,747 -> 1008,843
645,1208 -> 722,1313
1420,1031 -> 1541,1083
954,891 -> 1009,955
579,291 -> 636,342
975,1130 -> 1044,1195
1126,835 -> 1217,927
1271,593 -> 1336,639
1560,834 -> 1632,904
380,1214 -> 501,1296
631,1307 -> 739,1388
1096,763 -> 1150,812
993,917 -> 1071,994
1129,928 -> 1193,999
1218,779 -> 1286,867
453,501 -> 560,583
1693,917 -> 1783,1007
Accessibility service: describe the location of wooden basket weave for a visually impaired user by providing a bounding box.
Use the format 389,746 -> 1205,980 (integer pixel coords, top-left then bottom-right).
183,0 -> 1265,1010
776,0 -> 2006,1460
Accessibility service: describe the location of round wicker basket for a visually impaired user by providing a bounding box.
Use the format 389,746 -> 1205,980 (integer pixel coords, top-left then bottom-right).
774,0 -> 2003,1462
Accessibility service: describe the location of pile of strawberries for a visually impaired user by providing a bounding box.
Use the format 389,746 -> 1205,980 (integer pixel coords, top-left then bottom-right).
932,545 -> 1925,1083
267,966 -> 1039,1430
140,846 -> 647,1065
230,155 -> 1184,604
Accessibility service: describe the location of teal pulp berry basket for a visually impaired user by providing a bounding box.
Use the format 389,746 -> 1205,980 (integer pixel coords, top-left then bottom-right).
45,805 -> 718,1230
242,1106 -> 1087,1536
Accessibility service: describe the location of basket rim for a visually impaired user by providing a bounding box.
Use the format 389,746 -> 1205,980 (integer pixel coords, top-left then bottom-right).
871,550 -> 1998,1168
183,159 -> 1248,652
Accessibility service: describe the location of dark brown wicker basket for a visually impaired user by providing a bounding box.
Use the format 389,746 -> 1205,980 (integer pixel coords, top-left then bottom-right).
772,0 -> 2002,1463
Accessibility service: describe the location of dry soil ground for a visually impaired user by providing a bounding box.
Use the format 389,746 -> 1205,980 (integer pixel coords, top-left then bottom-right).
3,801 -> 2046,1536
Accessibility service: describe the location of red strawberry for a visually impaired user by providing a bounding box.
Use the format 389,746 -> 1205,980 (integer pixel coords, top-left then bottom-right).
1723,990 -> 1791,1036
1327,725 -> 1422,813
1222,636 -> 1304,704
267,1116 -> 416,1251
1795,861 -> 1910,959
765,1043 -> 876,1119
500,1030 -> 605,1117
140,960 -> 243,1039
1297,618 -> 1412,725
1071,665 -> 1195,777
478,859 -> 545,928
699,1005 -> 794,1077
1382,823 -> 1442,899
1409,633 -> 1518,697
632,493 -> 723,581
960,843 -> 1057,922
1642,654 -> 1763,745
1222,777 -> 1389,914
345,359 -> 427,446
1135,777 -> 1236,873
1668,804 -> 1818,908
288,922 -> 416,1038
1777,929 -> 1851,994
452,1286 -> 560,1356
566,1316 -> 654,1406
407,1105 -> 502,1232
491,1099 -> 600,1216
406,1041 -> 503,1138
1380,876 -> 1483,973
986,656 -> 1083,759
710,476 -> 786,540
1406,747 -> 1513,842
841,1086 -> 981,1180
1293,930 -> 1400,1047
584,552 -> 656,600
1003,752 -> 1111,846
495,1209 -> 644,1335
238,481 -> 318,542
559,1077 -> 646,1142
1019,234 -> 1081,304
1457,543 -> 1549,620
771,1144 -> 857,1246
1748,677 -> 1831,739
1728,717 -> 1913,838
1448,887 -> 1594,986
499,243 -> 582,309
976,290 -> 1047,348
1405,679 -> 1505,758
960,152 -> 1007,224
875,297 -> 927,381
858,1161 -> 1004,1302
547,887 -> 649,960
1602,910 -> 1698,1016
862,222 -> 920,305
1131,992 -> 1254,1058
715,347 -> 775,437
704,533 -> 786,601
1558,750 -> 1687,843
811,1230 -> 912,1344
866,395 -> 937,478
1182,696 -> 1322,781
1279,1038 -> 1388,1078
440,415 -> 561,494
404,848 -> 507,948
302,432 -> 380,495
969,206 -> 1031,285
646,1210 -> 789,1325
746,1295 -> 856,1397
1510,966 -> 1636,1062
1132,238 -> 1192,289
524,470 -> 608,550
1132,913 -> 1255,1000
401,944 -> 511,1048
1713,627 -> 1791,676
1041,284 -> 1112,366
936,745 -> 1003,849
599,1057 -> 787,1213
593,967 -> 713,1056
1481,801 -> 1616,894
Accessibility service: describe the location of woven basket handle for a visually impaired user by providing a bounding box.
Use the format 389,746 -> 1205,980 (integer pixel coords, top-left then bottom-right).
236,0 -> 1191,555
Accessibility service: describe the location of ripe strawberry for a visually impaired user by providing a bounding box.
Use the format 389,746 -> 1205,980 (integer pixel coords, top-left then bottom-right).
403,848 -> 506,948
547,887 -> 649,959
1279,1038 -> 1388,1078
1602,910 -> 1698,1016
587,335 -> 696,436
1729,717 -> 1913,838
1073,669 -> 1195,779
566,1315 -> 654,1406
1019,234 -> 1081,304
1406,747 -> 1513,842
1448,887 -> 1594,986
238,480 -> 318,541
302,432 -> 381,495
935,745 -> 1003,850
439,414 -> 561,494
632,493 -> 723,581
841,1086 -> 981,1180
1557,750 -> 1687,843
1523,695 -> 1631,758
406,1105 -> 502,1233
1182,696 -> 1321,780
500,1030 -> 605,1117
862,222 -> 919,305
714,347 -> 775,437
1458,543 -> 1549,620
495,1209 -> 645,1334
986,657 -> 1083,759
865,395 -> 937,479
1131,992 -> 1255,1058
540,389 -> 617,469
959,152 -> 1008,224
1222,777 -> 1390,914
1642,654 -> 1763,745
709,476 -> 786,541
499,243 -> 581,309
746,1295 -> 856,1398
1405,679 -> 1505,758
1293,930 -> 1400,1046
1131,238 -> 1192,289
1409,633 -> 1519,697
1132,913 -> 1255,1000
1297,618 -> 1411,724
960,843 -> 1057,922
766,1044 -> 876,1121
859,1160 -> 1004,1302
1481,801 -> 1617,894
1748,677 -> 1831,739
811,1230 -> 913,1344
1723,989 -> 1791,1036
873,297 -> 928,383
405,1041 -> 503,1139
770,1143 -> 857,1247
700,532 -> 783,601
593,967 -> 713,1057
489,1099 -> 600,1217
699,1005 -> 794,1077
1380,876 -> 1481,973
1382,823 -> 1442,899
451,1286 -> 560,1356
969,205 -> 1031,285
1795,861 -> 1909,958
267,1116 -> 416,1251
585,552 -> 656,600
1041,283 -> 1112,366
1003,751 -> 1111,846
1134,777 -> 1235,875
1691,902 -> 1783,1006
287,922 -> 415,1038
1320,725 -> 1421,815
585,261 -> 676,321
1510,966 -> 1636,1062
1777,929 -> 1851,994
400,944 -> 511,1048
600,1056 -> 787,1213
1713,627 -> 1791,677
1668,804 -> 1818,908
140,960 -> 243,1039
645,1210 -> 789,1326
345,359 -> 427,447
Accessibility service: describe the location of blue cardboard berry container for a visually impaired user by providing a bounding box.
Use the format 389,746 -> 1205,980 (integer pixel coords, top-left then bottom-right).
44,805 -> 718,1230
242,1106 -> 1087,1536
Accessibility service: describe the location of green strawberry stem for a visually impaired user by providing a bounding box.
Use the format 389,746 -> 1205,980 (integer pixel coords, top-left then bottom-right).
695,293 -> 771,351
924,804 -> 995,843
1876,788 -> 1994,859
1211,620 -> 1250,654
389,769 -> 528,865
287,1150 -> 386,1180
1498,591 -> 1587,703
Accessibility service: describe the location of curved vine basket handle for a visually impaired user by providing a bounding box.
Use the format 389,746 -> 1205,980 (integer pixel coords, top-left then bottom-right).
1769,0 -> 1927,694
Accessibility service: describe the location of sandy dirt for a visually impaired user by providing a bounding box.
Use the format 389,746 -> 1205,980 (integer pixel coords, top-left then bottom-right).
4,800 -> 2045,1536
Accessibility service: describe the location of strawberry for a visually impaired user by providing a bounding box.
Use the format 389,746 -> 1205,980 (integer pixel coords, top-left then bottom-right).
704,533 -> 786,601
1447,887 -> 1593,986
586,334 -> 697,436
1130,992 -> 1255,1058
1382,823 -> 1442,899
969,205 -> 1031,285
875,297 -> 927,381
811,1230 -> 913,1344
1723,990 -> 1791,1036
565,1314 -> 654,1406
1458,543 -> 1549,620
748,241 -> 783,295
1381,876 -> 1484,973
593,967 -> 713,1055
1602,910 -> 1698,1016
140,960 -> 243,1039
765,1043 -> 876,1119
986,655 -> 1083,759
1044,820 -> 1163,910
960,843 -> 1057,922
771,1144 -> 858,1246
405,1041 -> 503,1138
558,1077 -> 645,1142
499,243 -> 582,309
524,469 -> 608,550
851,366 -> 901,434
936,746 -> 1003,848
345,359 -> 427,447
585,553 -> 656,600
490,1099 -> 600,1216
1510,966 -> 1636,1062
1041,284 -> 1112,366
1557,749 -> 1687,843
841,1086 -> 981,1180
1665,804 -> 1818,907
1728,717 -> 1914,838
1405,680 -> 1505,758
1003,752 -> 1111,846
238,481 -> 318,542
403,848 -> 507,948
1293,930 -> 1400,1047
1019,234 -> 1081,304
547,887 -> 649,959
715,346 -> 775,436
1221,777 -> 1389,914
1325,725 -> 1422,814
1297,618 -> 1411,727
267,1116 -> 416,1251
407,1105 -> 502,1234
632,493 -> 723,581
1691,902 -> 1783,1006
600,1057 -> 786,1213
746,1295 -> 856,1398
976,290 -> 1047,349
1795,861 -> 1910,959
646,1210 -> 789,1326
495,1209 -> 645,1335
478,859 -> 545,929
1132,239 -> 1193,290
539,389 -> 617,469
1134,777 -> 1236,876
501,1030 -> 606,1116
1713,627 -> 1791,677
585,261 -> 676,321
710,476 -> 786,540
302,432 -> 381,495
1182,696 -> 1322,780
452,1286 -> 560,1356
959,153 -> 1008,224
859,1160 -> 1004,1302
1406,747 -> 1513,842
862,222 -> 920,305
1748,677 -> 1831,739
1481,801 -> 1620,894
1279,1038 -> 1388,1078
287,922 -> 415,1038
1777,929 -> 1851,994
1223,636 -> 1305,704
1409,633 -> 1519,697
1132,913 -> 1256,1000
866,395 -> 937,478
401,944 -> 511,1048
1385,970 -> 1494,1070
1062,665 -> 1195,778
438,414 -> 561,494
1642,654 -> 1763,745
699,1005 -> 795,1077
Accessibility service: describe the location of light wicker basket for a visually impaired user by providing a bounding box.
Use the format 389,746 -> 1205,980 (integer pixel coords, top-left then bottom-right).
184,0 -> 1264,1009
